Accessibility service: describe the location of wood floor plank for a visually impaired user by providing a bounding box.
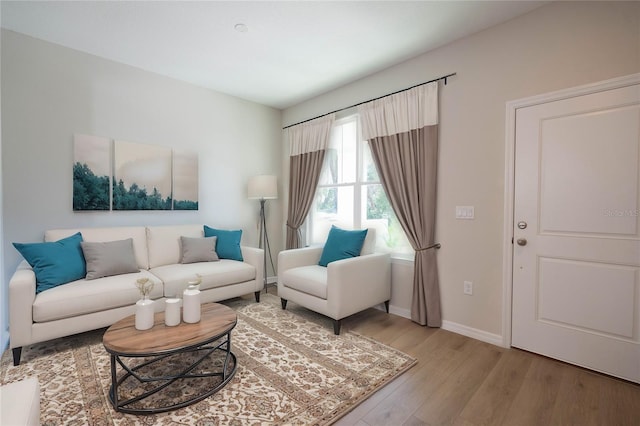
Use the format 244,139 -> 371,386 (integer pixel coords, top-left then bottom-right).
596,374 -> 640,425
456,348 -> 532,425
270,291 -> 640,426
499,354 -> 566,426
412,341 -> 503,425
546,365 -> 640,426
361,332 -> 482,426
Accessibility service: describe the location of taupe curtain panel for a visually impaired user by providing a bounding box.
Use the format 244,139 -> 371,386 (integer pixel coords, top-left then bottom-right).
358,82 -> 442,327
285,114 -> 335,249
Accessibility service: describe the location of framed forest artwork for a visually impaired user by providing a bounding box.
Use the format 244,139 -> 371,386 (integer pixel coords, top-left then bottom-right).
113,140 -> 172,210
172,150 -> 199,210
73,134 -> 111,211
72,135 -> 199,211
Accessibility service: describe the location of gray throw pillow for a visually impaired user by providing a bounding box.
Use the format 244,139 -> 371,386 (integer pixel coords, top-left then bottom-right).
180,236 -> 219,264
81,238 -> 140,280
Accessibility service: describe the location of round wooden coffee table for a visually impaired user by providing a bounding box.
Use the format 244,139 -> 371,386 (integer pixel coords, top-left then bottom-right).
103,302 -> 237,414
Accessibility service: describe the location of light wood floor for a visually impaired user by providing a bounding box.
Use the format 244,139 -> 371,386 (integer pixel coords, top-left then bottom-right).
330,307 -> 640,426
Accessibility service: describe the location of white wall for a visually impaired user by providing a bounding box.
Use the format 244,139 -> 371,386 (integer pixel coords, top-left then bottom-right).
1,30 -> 283,349
283,1 -> 640,339
0,28 -> 5,351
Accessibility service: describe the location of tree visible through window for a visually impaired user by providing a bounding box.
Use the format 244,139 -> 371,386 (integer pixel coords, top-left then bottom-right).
307,116 -> 413,257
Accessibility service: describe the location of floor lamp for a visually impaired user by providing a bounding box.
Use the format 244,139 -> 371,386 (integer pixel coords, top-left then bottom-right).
248,175 -> 277,293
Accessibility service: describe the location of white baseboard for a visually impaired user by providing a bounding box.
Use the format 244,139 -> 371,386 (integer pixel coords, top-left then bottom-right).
388,305 -> 411,319
441,320 -> 503,347
267,276 -> 278,285
385,307 -> 503,347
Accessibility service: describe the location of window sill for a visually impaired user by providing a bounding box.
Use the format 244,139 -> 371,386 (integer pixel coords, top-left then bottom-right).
390,255 -> 414,265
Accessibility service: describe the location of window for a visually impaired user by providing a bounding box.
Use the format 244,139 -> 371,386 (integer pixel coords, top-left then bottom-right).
307,115 -> 413,257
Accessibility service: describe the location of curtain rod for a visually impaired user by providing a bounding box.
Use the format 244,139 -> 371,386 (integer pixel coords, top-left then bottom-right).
282,72 -> 456,130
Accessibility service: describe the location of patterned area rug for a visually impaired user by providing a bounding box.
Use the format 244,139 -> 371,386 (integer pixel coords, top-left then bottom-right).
1,294 -> 416,425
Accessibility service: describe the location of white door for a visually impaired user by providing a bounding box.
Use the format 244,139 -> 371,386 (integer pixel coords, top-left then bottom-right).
512,80 -> 640,383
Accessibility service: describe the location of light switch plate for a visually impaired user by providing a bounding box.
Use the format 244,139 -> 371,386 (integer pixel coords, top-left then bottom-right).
456,206 -> 475,219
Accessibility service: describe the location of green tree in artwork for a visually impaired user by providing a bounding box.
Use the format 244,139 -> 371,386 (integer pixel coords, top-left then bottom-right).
73,162 -> 110,210
174,200 -> 198,210
112,180 -> 172,210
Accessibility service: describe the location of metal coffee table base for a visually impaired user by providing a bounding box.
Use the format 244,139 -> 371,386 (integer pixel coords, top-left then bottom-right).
108,333 -> 237,415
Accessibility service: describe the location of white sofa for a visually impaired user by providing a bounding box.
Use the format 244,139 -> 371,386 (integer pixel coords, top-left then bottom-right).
277,229 -> 391,334
9,224 -> 263,365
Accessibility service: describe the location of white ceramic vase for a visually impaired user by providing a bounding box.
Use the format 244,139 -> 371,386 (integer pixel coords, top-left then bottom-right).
182,284 -> 201,323
135,298 -> 155,330
164,297 -> 181,326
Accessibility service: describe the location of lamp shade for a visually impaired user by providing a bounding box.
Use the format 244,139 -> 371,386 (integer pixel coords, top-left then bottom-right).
248,175 -> 278,200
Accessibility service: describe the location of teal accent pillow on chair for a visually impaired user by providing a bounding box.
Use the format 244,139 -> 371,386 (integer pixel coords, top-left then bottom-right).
13,232 -> 86,293
318,226 -> 368,267
203,226 -> 243,261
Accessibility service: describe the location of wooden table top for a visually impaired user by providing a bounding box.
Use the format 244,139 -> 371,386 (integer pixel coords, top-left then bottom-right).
103,303 -> 237,356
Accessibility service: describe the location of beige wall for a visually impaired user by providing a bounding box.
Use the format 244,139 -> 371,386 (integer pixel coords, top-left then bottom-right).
282,2 -> 640,337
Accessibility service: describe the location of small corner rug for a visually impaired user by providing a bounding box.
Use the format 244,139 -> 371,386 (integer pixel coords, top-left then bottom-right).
1,294 -> 416,425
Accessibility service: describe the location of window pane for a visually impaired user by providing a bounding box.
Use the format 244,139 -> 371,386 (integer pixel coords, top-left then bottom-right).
311,186 -> 354,245
318,120 -> 357,185
361,184 -> 413,255
362,141 -> 379,182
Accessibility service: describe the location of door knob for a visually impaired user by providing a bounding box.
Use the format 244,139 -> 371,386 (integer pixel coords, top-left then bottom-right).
516,238 -> 527,246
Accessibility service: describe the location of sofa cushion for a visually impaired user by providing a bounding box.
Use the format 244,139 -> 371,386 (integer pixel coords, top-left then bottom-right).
147,225 -> 203,268
13,232 -> 86,294
281,265 -> 328,299
81,239 -> 140,280
318,226 -> 368,267
32,270 -> 163,323
203,226 -> 243,261
153,260 -> 255,298
180,236 -> 219,264
46,227 -> 149,270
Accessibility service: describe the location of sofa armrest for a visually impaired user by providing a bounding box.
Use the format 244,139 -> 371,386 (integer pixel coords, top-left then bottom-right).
277,246 -> 324,274
240,246 -> 264,290
9,261 -> 36,349
327,253 -> 391,319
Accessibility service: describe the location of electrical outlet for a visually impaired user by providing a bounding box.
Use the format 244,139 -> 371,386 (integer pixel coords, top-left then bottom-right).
464,281 -> 473,295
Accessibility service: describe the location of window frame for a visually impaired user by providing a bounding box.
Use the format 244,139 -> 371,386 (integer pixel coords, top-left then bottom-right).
305,114 -> 414,260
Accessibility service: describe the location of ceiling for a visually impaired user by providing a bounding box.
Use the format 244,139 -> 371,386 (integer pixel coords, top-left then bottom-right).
1,1 -> 547,109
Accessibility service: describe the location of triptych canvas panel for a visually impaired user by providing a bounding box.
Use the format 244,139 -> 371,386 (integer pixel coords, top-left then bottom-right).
73,134 -> 198,211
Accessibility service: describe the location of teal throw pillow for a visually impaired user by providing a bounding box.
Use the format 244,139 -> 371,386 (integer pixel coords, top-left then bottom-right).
318,226 -> 368,267
13,232 -> 86,294
203,226 -> 243,261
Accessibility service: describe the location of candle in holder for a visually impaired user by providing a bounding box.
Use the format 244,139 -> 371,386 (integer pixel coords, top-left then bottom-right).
165,297 -> 181,326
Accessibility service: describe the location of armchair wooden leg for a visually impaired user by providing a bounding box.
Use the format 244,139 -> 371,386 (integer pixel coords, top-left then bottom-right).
12,347 -> 22,366
384,300 -> 390,313
281,298 -> 288,310
254,291 -> 261,303
333,320 -> 341,335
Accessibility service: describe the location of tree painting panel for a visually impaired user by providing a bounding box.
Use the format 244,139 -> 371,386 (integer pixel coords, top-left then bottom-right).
113,140 -> 172,210
73,134 -> 111,211
172,150 -> 199,210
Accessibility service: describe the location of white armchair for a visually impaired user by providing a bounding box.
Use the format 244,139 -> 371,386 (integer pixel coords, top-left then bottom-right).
277,229 -> 391,334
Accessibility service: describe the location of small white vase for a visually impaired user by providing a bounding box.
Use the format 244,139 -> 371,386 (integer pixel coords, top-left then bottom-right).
164,297 -> 181,327
135,298 -> 155,330
182,284 -> 201,323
